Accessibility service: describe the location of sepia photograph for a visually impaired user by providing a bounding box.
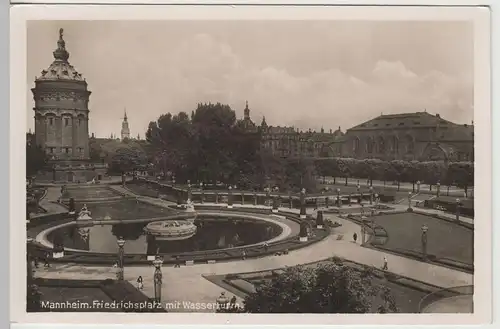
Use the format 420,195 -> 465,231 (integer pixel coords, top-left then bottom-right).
10,4 -> 491,326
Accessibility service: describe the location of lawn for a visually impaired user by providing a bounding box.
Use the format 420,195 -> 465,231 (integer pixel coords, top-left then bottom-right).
66,186 -> 121,200
372,213 -> 473,266
75,199 -> 175,221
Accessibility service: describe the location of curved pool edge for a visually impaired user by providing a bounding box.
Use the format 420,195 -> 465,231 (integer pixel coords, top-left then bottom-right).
35,210 -> 295,254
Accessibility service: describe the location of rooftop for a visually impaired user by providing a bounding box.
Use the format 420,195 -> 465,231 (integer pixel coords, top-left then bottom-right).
348,111 -> 472,131
35,28 -> 85,83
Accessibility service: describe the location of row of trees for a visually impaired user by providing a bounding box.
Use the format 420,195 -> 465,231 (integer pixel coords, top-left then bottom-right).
315,158 -> 474,193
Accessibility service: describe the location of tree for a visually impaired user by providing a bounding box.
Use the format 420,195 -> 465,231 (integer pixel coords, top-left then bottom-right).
26,133 -> 47,177
243,260 -> 397,313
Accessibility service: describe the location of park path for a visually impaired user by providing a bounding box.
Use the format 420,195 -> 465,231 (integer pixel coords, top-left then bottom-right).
35,187 -> 67,215
319,176 -> 473,198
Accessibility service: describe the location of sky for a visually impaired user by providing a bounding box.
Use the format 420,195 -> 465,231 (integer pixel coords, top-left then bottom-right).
26,20 -> 474,138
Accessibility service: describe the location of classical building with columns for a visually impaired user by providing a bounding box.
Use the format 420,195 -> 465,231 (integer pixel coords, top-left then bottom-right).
341,111 -> 474,161
31,28 -> 107,182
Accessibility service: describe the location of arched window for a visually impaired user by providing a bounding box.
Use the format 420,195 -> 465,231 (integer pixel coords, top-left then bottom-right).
405,135 -> 414,154
353,137 -> 360,153
377,136 -> 385,153
367,137 -> 374,154
392,136 -> 399,154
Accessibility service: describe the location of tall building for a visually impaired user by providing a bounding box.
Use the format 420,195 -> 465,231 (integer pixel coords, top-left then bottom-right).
31,28 -> 107,182
121,109 -> 130,140
341,111 -> 474,161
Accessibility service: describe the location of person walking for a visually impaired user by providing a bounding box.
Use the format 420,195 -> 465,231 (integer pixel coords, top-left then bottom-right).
43,252 -> 50,268
382,256 -> 388,271
230,295 -> 237,310
353,232 -> 358,243
136,276 -> 143,290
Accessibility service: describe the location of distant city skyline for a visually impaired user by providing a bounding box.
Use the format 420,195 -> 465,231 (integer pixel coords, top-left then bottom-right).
27,20 -> 474,138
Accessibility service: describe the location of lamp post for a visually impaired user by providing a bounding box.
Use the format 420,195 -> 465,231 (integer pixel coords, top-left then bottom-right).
227,186 -> 233,208
456,198 -> 461,222
152,257 -> 163,303
200,182 -> 204,204
27,237 -> 34,283
116,237 -> 125,280
416,180 -> 421,193
361,222 -> 366,245
436,182 -> 441,198
288,192 -> 293,209
421,224 -> 428,260
300,188 -> 307,219
187,180 -> 192,201
372,193 -> 379,228
336,188 -> 341,208
369,186 -> 374,205
216,291 -> 229,312
408,191 -> 412,211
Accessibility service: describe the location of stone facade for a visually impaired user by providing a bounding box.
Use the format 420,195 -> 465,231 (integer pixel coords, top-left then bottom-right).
342,112 -> 474,161
31,28 -> 107,182
260,125 -> 344,158
243,105 -> 473,162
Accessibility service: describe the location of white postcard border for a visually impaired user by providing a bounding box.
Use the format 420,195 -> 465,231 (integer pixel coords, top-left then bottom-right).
10,4 -> 492,326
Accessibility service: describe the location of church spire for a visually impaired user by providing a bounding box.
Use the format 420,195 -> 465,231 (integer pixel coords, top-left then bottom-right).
53,28 -> 70,62
261,116 -> 268,128
121,108 -> 130,140
244,100 -> 250,120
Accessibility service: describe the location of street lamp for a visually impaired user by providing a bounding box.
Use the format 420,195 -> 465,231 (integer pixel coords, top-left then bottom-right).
187,180 -> 192,201
336,188 -> 341,208
300,188 -> 307,219
408,191 -> 412,211
456,198 -> 461,222
421,224 -> 428,260
199,182 -> 204,204
369,186 -> 374,205
116,237 -> 125,280
152,257 -> 163,303
227,185 -> 233,208
27,238 -> 34,282
216,291 -> 229,312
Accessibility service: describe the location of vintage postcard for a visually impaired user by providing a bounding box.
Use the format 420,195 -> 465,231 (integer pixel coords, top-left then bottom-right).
10,4 -> 491,326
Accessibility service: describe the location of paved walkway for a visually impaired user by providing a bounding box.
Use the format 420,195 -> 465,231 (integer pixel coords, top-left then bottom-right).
35,187 -> 67,215
319,176 -> 473,198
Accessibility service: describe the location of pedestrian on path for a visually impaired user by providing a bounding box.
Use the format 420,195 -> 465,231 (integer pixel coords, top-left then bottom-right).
353,233 -> 358,243
136,276 -> 143,290
382,256 -> 388,271
43,252 -> 50,268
